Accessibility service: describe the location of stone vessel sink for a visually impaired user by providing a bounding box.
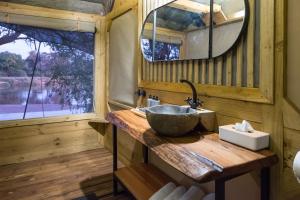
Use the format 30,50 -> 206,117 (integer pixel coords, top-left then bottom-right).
145,105 -> 199,137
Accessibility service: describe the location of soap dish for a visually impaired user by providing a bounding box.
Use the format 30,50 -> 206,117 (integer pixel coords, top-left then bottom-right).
219,125 -> 269,151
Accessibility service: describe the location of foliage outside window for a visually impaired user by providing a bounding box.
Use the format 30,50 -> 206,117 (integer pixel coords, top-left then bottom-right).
0,22 -> 95,121
141,39 -> 180,61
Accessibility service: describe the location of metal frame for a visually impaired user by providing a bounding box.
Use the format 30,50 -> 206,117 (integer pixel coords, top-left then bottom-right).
140,0 -> 250,62
112,125 -> 118,195
112,125 -> 270,199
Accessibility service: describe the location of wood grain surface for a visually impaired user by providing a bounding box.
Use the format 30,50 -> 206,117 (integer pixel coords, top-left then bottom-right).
107,110 -> 278,182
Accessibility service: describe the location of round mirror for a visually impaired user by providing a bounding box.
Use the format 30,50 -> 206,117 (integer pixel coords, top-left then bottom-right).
212,0 -> 249,57
140,0 -> 249,61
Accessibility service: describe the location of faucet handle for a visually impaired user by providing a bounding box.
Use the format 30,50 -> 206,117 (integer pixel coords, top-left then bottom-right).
185,97 -> 192,101
196,98 -> 203,107
184,97 -> 192,104
185,97 -> 203,109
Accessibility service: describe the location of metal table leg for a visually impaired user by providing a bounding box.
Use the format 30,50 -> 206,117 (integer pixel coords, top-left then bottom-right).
143,145 -> 148,164
112,125 -> 118,196
215,178 -> 225,200
261,167 -> 270,200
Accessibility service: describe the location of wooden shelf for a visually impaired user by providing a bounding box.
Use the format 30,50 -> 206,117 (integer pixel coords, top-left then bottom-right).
115,163 -> 174,200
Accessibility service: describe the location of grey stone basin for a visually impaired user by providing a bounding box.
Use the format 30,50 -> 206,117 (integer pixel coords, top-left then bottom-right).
145,105 -> 199,137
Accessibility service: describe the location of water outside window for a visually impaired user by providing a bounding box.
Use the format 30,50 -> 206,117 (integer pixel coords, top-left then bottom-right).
0,22 -> 95,121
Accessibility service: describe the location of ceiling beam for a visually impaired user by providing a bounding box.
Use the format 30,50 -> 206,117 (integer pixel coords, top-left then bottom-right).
168,0 -> 222,14
0,0 -> 109,15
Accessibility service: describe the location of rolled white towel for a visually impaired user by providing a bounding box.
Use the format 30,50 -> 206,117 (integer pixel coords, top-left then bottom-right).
149,182 -> 176,200
179,185 -> 205,200
202,193 -> 215,200
164,186 -> 186,200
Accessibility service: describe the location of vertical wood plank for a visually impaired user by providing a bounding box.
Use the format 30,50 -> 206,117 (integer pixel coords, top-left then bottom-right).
149,62 -> 153,81
201,60 -> 206,84
167,62 -> 171,82
247,0 -> 255,87
162,62 -> 167,82
154,62 -> 158,82
260,0 -> 274,102
157,62 -> 162,82
194,60 -> 199,83
236,39 -> 244,87
142,60 -> 146,81
178,61 -> 183,81
97,19 -> 106,117
182,60 -> 188,80
147,61 -> 151,81
226,52 -> 233,86
217,57 -> 223,85
172,61 -> 177,83
188,60 -> 193,81
209,59 -> 214,84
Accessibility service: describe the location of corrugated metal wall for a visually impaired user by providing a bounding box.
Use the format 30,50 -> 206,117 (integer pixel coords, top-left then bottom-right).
141,0 -> 260,89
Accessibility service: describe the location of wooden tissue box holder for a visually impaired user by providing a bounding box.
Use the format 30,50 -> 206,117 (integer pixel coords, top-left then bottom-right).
219,125 -> 270,151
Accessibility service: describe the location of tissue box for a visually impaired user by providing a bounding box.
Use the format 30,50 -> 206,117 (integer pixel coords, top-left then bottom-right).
219,125 -> 269,151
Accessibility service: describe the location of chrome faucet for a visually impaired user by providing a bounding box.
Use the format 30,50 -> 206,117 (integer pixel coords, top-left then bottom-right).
180,79 -> 202,109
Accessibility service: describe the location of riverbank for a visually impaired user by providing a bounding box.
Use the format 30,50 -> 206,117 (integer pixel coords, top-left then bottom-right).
0,77 -> 50,89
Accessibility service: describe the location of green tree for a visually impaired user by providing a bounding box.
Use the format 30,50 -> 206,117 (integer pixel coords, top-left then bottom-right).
45,50 -> 94,112
0,51 -> 26,77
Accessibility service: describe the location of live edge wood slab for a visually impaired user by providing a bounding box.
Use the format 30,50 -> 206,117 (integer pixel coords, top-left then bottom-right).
106,110 -> 278,183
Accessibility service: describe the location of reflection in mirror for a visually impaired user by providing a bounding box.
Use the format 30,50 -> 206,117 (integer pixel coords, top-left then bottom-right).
212,0 -> 246,57
141,12 -> 155,61
141,0 -> 211,61
140,0 -> 248,61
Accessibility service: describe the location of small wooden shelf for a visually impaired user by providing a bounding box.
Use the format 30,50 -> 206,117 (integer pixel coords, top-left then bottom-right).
115,163 -> 174,200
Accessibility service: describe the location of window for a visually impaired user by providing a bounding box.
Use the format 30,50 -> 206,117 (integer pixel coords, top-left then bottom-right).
0,22 -> 95,121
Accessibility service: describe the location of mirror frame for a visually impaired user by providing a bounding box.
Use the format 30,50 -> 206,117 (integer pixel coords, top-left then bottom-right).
140,0 -> 250,62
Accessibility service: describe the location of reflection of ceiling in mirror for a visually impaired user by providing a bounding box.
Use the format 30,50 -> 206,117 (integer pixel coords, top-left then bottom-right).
214,0 -> 245,19
153,6 -> 207,32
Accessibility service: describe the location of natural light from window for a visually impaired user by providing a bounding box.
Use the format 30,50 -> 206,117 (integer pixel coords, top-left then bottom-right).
0,22 -> 95,121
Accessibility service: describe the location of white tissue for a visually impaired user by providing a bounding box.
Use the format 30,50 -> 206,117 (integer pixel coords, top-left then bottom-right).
234,120 -> 254,132
293,151 -> 300,183
164,186 -> 186,200
179,185 -> 205,200
149,182 -> 176,200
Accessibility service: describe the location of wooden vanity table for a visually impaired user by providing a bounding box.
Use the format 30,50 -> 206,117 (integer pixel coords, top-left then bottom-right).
106,110 -> 278,200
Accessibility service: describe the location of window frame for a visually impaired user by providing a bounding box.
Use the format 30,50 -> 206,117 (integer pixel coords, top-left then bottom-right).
0,2 -> 106,128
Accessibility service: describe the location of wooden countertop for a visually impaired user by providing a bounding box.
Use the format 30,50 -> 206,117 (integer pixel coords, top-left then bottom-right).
106,110 -> 278,183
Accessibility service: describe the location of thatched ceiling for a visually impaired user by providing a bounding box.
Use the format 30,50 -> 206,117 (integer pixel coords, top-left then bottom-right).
0,0 -> 114,15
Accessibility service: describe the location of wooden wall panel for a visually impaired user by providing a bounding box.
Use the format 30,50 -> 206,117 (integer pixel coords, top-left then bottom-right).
0,120 -> 103,165
139,0 -> 274,104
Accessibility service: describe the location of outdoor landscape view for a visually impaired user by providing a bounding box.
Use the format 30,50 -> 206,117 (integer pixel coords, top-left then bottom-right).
0,22 -> 95,121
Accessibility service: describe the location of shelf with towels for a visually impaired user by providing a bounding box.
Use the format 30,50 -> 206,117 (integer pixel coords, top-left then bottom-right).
115,163 -> 175,200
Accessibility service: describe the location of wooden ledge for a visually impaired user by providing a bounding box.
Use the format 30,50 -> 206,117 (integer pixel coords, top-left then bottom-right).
89,118 -> 109,124
107,110 -> 278,183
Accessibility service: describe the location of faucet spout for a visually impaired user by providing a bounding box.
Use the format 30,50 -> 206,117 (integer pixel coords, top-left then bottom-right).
180,79 -> 202,109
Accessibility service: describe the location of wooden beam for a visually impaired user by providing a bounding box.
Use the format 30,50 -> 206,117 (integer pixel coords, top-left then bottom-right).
168,0 -> 221,14
0,0 -> 106,15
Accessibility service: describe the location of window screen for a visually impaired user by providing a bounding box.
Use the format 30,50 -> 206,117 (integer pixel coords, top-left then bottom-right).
109,10 -> 137,106
0,22 -> 95,121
